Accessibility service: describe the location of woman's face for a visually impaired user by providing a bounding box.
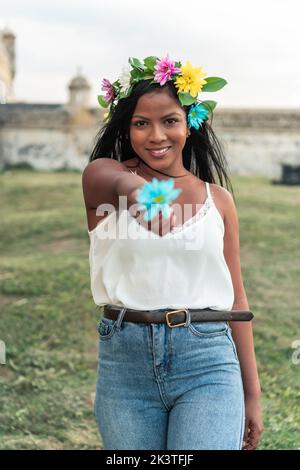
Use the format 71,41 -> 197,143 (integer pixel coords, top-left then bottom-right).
129,88 -> 189,172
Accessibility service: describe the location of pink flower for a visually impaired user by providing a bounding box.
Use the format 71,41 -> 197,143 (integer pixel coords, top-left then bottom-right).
154,53 -> 181,86
101,78 -> 114,104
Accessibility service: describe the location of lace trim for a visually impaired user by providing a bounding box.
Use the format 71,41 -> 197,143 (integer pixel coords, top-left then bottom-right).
170,198 -> 212,234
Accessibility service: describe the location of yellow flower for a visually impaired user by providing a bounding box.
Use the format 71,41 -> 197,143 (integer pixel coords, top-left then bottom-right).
174,60 -> 207,98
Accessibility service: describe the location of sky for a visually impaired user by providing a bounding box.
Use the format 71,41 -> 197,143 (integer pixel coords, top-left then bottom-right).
1,0 -> 300,109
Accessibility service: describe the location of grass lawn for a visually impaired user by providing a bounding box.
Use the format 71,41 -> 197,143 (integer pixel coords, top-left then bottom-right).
0,169 -> 299,450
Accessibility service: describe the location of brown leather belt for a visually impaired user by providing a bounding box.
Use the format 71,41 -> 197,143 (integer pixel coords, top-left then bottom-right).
103,304 -> 254,328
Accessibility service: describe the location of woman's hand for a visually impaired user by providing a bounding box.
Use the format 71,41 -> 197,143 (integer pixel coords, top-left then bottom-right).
242,394 -> 264,450
128,187 -> 177,237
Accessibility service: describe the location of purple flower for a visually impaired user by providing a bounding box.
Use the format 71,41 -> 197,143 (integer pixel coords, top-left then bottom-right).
154,53 -> 181,86
101,78 -> 114,104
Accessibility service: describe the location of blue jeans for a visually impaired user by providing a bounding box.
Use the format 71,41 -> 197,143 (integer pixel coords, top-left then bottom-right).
94,308 -> 245,450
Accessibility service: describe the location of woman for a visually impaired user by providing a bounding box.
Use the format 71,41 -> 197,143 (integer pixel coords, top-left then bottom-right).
82,55 -> 263,450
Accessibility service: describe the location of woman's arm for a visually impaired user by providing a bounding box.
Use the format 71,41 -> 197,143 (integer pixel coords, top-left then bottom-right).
82,158 -> 146,210
215,184 -> 264,450
82,158 -> 176,236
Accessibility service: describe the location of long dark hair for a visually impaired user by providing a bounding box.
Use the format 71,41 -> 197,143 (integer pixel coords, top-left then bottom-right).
90,79 -> 235,199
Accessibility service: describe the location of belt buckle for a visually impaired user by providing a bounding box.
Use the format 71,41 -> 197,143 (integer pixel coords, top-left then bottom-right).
166,308 -> 188,328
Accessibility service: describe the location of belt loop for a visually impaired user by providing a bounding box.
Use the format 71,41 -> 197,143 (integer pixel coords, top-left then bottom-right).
115,307 -> 127,330
185,309 -> 191,327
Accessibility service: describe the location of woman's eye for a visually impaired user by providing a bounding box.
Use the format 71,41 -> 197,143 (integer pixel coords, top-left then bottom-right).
133,118 -> 178,127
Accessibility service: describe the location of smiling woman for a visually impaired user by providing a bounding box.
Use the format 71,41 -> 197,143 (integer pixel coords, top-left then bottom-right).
129,93 -> 188,166
82,54 -> 263,451
90,74 -> 233,187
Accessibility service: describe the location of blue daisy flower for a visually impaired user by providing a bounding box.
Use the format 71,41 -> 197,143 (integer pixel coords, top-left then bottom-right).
136,177 -> 182,222
188,102 -> 209,130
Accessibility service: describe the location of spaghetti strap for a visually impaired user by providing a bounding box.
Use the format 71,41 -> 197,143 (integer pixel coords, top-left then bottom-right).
205,181 -> 213,201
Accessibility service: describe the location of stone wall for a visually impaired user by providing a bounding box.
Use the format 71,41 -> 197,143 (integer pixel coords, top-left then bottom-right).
214,109 -> 300,178
0,103 -> 103,170
0,103 -> 299,176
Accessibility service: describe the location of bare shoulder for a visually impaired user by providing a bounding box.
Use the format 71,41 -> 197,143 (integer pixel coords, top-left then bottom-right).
209,182 -> 236,222
82,157 -> 128,178
82,157 -> 129,209
210,182 -> 234,203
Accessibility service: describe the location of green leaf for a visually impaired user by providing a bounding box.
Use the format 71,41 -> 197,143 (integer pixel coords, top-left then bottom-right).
112,79 -> 120,88
178,92 -> 196,106
124,85 -> 133,96
141,74 -> 154,80
130,68 -> 143,80
128,57 -> 144,70
119,85 -> 133,99
174,61 -> 182,69
103,107 -> 113,122
201,77 -> 227,92
143,56 -> 157,70
97,95 -> 109,108
200,100 -> 217,113
130,67 -> 154,84
143,68 -> 154,76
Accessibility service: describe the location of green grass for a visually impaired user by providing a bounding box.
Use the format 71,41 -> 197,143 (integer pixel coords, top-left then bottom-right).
0,170 -> 299,449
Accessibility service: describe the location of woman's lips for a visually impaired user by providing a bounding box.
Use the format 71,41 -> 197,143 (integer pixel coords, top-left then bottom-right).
147,146 -> 171,157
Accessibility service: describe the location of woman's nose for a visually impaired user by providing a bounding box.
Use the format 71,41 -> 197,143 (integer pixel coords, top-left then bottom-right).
148,124 -> 167,143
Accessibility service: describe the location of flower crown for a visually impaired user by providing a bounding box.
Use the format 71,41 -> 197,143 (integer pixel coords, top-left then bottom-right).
98,53 -> 227,130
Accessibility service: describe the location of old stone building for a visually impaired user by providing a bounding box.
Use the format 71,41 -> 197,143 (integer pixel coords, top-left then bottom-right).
0,27 -> 16,103
0,28 -> 299,176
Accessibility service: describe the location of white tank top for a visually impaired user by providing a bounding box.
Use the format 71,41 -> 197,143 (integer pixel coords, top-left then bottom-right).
87,180 -> 234,311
